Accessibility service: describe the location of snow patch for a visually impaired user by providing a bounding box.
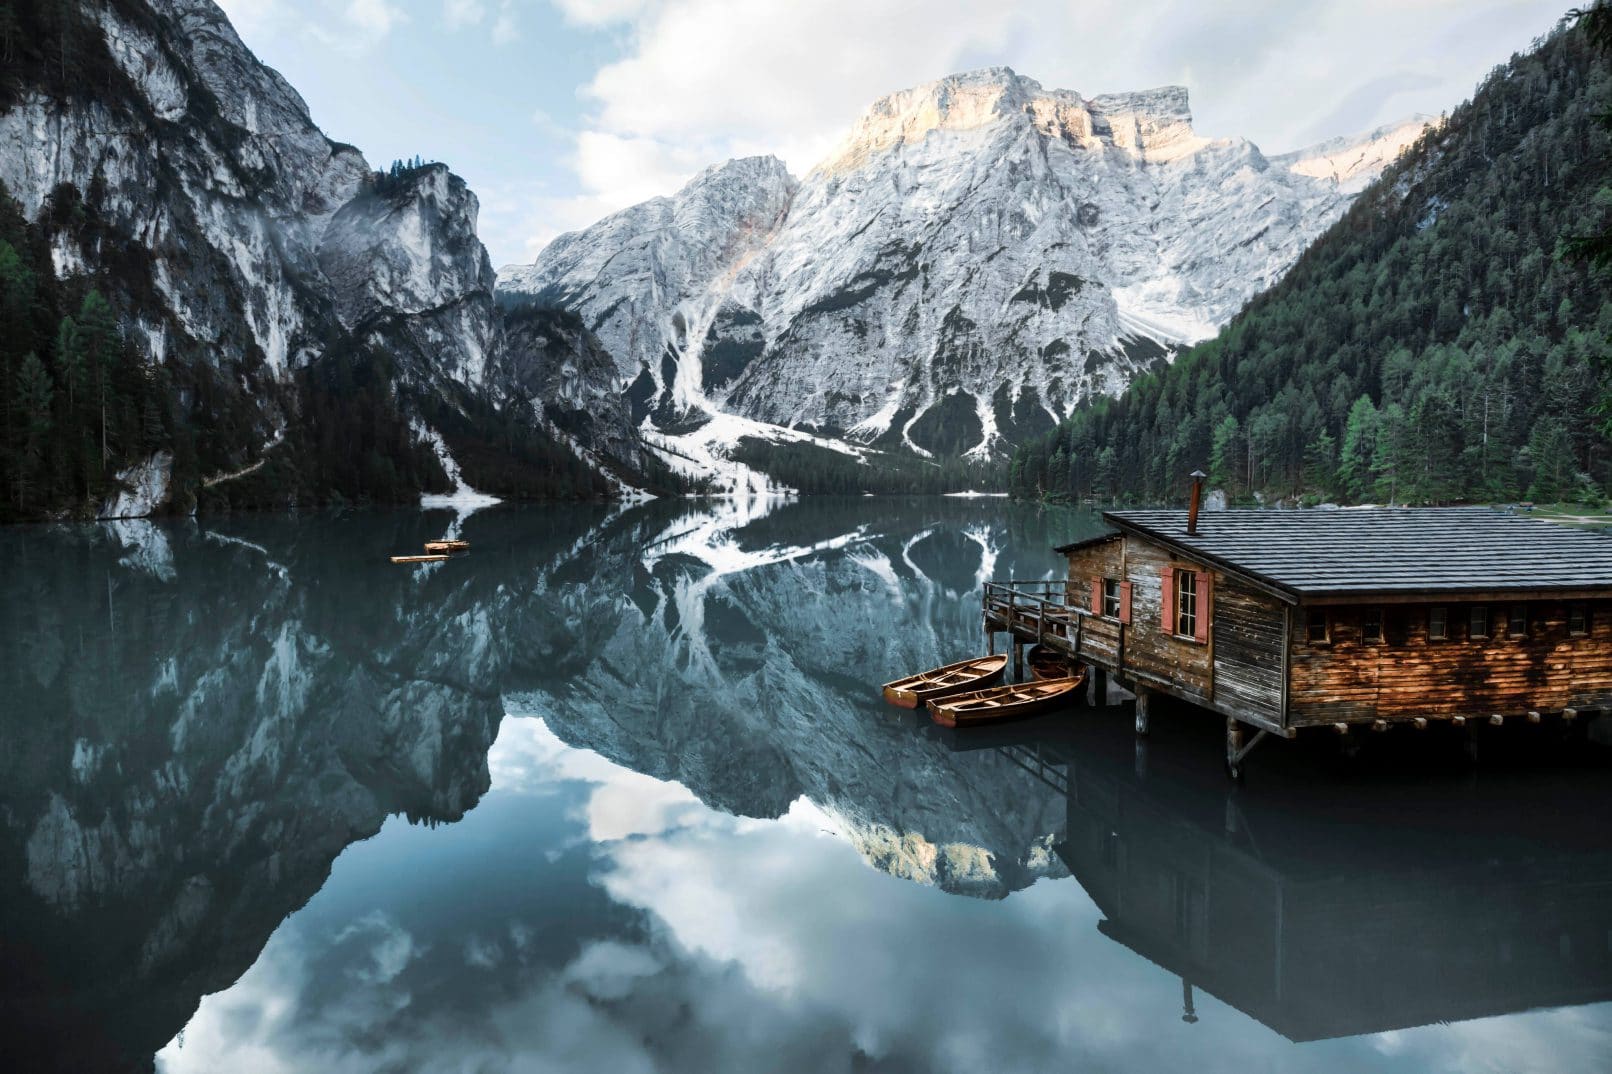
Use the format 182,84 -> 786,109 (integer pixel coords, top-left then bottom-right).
99,451 -> 173,519
641,409 -> 871,498
415,424 -> 501,516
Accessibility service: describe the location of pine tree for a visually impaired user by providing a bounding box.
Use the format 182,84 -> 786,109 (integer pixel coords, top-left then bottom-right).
78,289 -> 118,464
1208,415 -> 1241,493
54,314 -> 83,412
1336,395 -> 1380,500
15,352 -> 53,508
1303,429 -> 1338,497
1527,418 -> 1578,501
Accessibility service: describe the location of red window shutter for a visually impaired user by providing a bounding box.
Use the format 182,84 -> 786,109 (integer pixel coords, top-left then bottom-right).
1194,572 -> 1212,643
1161,567 -> 1176,634
1119,581 -> 1133,624
1090,576 -> 1102,614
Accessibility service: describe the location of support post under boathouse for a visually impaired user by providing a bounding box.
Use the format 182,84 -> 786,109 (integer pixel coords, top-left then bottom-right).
983,504 -> 1612,775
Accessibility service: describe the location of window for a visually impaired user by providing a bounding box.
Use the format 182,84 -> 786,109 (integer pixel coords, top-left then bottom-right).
1508,605 -> 1527,638
1103,579 -> 1121,618
1569,603 -> 1591,636
1176,570 -> 1198,639
1470,605 -> 1490,640
1362,607 -> 1384,644
1429,606 -> 1448,641
1307,608 -> 1329,644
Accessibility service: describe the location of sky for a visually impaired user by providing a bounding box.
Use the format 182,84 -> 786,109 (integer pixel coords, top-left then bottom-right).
215,0 -> 1574,269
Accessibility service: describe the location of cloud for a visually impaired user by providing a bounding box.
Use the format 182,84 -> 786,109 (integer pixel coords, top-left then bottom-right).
216,0 -> 287,40
552,0 -> 656,26
493,0 -> 521,44
443,0 -> 486,28
530,107 -> 571,140
343,0 -> 407,37
517,0 -> 1565,264
154,717 -> 1612,1074
307,0 -> 408,52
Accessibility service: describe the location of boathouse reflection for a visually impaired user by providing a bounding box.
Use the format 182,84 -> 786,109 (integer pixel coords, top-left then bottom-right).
1037,715 -> 1612,1041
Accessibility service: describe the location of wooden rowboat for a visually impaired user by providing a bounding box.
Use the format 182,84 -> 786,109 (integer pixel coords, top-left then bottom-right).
882,654 -> 1008,709
391,554 -> 450,564
424,540 -> 470,553
927,677 -> 1082,728
1027,644 -> 1082,683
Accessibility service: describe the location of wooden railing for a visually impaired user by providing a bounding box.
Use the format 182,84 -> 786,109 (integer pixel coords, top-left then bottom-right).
982,579 -> 1088,650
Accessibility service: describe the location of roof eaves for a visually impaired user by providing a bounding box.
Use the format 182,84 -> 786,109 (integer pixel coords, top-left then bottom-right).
1052,530 -> 1122,555
1101,511 -> 1302,604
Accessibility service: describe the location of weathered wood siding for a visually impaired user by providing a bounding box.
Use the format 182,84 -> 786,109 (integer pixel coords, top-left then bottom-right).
1064,537 -> 1122,605
1288,600 -> 1612,725
1117,538 -> 1212,706
1062,539 -> 1124,666
1212,574 -> 1287,727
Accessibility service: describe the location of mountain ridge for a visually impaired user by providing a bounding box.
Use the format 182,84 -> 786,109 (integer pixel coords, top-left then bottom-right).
1008,18 -> 1611,506
500,66 -> 1430,483
0,0 -> 660,522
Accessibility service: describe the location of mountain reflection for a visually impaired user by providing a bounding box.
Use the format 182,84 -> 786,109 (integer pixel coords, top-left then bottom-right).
2,498 -> 1610,1073
1045,710 -> 1612,1042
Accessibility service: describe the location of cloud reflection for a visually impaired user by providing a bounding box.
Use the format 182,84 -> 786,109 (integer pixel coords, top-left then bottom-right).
159,718 -> 1612,1074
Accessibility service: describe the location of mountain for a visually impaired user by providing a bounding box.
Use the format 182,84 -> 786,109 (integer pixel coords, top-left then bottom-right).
501,69 -> 1430,474
0,0 -> 652,523
1010,16 -> 1612,506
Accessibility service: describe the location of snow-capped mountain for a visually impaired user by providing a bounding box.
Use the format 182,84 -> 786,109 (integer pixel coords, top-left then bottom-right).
502,69 -> 1431,462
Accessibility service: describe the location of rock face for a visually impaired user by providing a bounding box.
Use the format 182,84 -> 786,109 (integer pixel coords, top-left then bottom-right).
317,165 -> 502,397
502,69 -> 1431,460
494,303 -> 649,474
0,0 -> 640,515
501,155 -> 797,426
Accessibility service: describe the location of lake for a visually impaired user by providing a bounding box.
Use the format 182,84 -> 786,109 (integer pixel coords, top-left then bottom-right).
3,497 -> 1611,1073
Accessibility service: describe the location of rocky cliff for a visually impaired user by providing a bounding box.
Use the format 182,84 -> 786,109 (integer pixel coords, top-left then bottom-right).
0,0 -> 643,520
502,69 -> 1430,465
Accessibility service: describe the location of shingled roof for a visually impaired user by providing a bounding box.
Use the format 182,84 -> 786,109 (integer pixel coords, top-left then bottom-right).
1066,507 -> 1612,601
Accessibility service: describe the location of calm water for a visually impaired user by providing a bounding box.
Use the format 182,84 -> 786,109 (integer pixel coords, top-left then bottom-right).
3,497 -> 1611,1073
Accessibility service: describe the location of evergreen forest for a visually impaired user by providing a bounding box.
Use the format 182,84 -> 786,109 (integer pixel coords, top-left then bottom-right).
1010,17 -> 1612,507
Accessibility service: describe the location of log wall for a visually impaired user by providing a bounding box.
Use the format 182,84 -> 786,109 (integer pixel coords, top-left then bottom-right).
1064,536 -> 1221,710
1212,574 -> 1287,727
1121,538 -> 1212,705
1288,599 -> 1612,725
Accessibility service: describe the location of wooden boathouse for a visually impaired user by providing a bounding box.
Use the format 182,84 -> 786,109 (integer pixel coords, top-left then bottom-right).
984,501 -> 1612,775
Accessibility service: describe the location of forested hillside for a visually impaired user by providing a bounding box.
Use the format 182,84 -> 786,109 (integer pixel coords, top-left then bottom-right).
1010,17 -> 1612,505
0,1 -> 622,523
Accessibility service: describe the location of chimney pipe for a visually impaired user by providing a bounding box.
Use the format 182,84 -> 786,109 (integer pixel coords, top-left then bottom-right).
1187,470 -> 1207,535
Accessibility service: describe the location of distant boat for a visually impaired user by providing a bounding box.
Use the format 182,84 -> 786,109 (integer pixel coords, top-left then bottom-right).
424,540 -> 470,553
927,675 -> 1084,728
391,554 -> 449,564
1027,644 -> 1077,682
882,655 -> 1008,709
